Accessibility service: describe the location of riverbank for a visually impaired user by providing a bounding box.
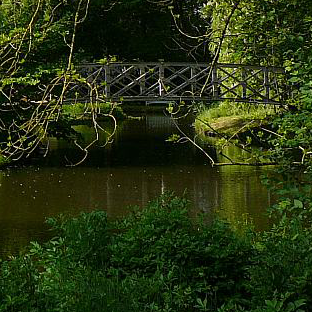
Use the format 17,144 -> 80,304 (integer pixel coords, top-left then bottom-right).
194,101 -> 279,137
63,102 -> 174,120
62,102 -> 127,120
0,193 -> 310,312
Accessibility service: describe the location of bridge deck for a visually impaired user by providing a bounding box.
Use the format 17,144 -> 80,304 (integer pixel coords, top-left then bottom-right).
66,62 -> 289,104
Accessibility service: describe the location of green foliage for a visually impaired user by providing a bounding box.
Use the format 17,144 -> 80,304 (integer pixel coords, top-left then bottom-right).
166,133 -> 181,142
195,101 -> 278,125
0,155 -> 9,167
2,193 -> 312,311
0,0 -> 128,162
0,0 -> 72,69
201,1 -> 312,230
206,0 -> 312,66
0,0 -> 86,161
46,210 -> 111,267
262,111 -> 312,168
62,102 -> 126,121
204,0 -> 312,110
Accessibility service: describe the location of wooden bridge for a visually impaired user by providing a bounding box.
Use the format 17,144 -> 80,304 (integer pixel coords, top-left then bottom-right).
66,62 -> 289,104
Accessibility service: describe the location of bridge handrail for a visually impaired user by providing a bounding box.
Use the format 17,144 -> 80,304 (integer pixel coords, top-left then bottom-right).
76,62 -> 285,73
63,62 -> 290,104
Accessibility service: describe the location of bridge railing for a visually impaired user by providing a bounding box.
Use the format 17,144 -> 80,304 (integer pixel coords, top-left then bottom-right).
65,62 -> 289,104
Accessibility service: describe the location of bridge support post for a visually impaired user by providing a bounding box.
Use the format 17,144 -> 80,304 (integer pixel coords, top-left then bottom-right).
159,64 -> 164,97
212,65 -> 219,99
139,65 -> 146,95
242,67 -> 247,99
190,66 -> 195,96
264,68 -> 270,103
104,65 -> 111,99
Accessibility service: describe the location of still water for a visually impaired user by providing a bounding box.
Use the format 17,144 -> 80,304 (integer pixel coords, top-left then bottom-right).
0,113 -> 272,256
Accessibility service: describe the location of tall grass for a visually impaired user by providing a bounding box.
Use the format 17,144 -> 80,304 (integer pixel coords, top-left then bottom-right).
195,101 -> 281,134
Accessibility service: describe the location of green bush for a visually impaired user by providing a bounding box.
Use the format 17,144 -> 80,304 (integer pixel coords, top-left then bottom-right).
1,193 -> 312,311
108,194 -> 253,311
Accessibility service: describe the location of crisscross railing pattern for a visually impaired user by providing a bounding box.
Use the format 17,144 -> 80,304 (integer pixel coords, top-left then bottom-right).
67,62 -> 289,104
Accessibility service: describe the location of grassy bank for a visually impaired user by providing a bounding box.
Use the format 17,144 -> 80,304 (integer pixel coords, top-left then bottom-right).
0,193 -> 311,312
62,102 -> 127,121
62,102 -> 173,120
195,101 -> 280,136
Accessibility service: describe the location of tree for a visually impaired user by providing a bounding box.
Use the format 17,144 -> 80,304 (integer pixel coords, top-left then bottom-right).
0,0 -> 116,164
194,1 -> 312,223
204,0 -> 312,66
76,0 -> 210,62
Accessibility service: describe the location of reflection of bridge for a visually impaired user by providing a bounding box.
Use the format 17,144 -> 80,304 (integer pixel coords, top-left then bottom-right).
68,62 -> 289,104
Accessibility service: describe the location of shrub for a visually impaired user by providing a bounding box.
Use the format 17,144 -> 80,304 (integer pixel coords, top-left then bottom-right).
1,194 -> 312,311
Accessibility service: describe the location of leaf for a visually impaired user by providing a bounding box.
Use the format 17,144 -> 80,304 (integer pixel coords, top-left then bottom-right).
289,77 -> 300,83
294,199 -> 303,209
166,134 -> 180,142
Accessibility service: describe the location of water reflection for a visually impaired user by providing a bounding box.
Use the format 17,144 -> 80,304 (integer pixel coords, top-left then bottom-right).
0,114 -> 272,256
215,165 -> 271,228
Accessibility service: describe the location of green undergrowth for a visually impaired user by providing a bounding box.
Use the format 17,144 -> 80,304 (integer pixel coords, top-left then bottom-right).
0,193 -> 311,312
195,101 -> 280,136
62,102 -> 126,121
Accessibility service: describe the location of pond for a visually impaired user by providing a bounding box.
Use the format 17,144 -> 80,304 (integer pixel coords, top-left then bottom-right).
0,112 -> 272,256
